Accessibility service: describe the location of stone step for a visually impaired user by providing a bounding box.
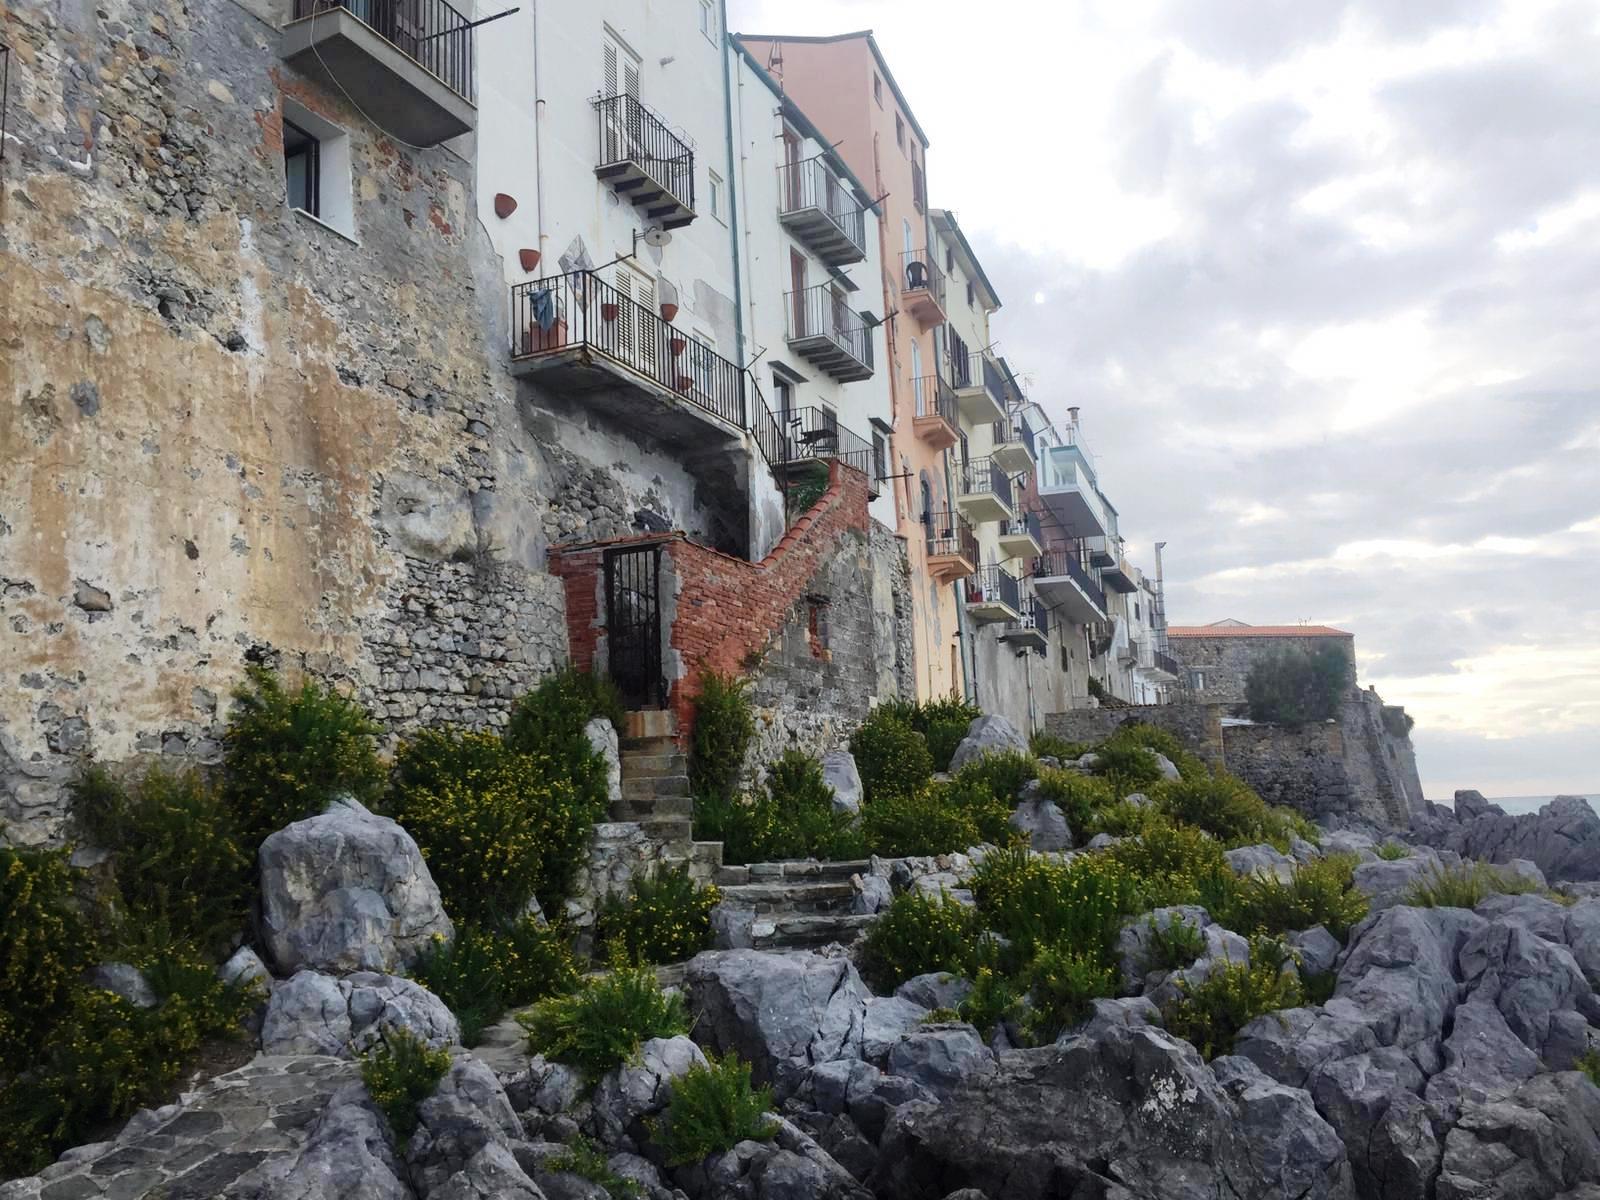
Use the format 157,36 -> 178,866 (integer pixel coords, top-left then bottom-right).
622,774 -> 691,800
619,752 -> 686,779
749,912 -> 877,951
637,816 -> 694,844
717,880 -> 857,914
621,734 -> 680,754
728,859 -> 875,885
610,794 -> 694,821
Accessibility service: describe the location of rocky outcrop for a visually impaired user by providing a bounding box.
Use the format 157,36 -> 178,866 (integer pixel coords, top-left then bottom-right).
822,750 -> 864,816
946,715 -> 1028,772
260,970 -> 460,1058
1412,792 -> 1600,883
258,797 -> 454,975
1008,792 -> 1071,852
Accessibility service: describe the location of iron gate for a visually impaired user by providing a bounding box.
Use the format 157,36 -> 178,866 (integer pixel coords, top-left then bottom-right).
604,544 -> 665,710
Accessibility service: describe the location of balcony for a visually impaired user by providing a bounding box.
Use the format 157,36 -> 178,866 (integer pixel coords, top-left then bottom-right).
594,93 -> 695,230
509,271 -> 747,449
965,563 -> 1021,624
912,374 -> 960,450
784,285 -> 874,382
899,250 -> 947,330
947,352 -> 1009,425
955,457 -> 1014,525
1003,596 -> 1050,653
281,0 -> 476,145
1102,555 -> 1137,593
778,157 -> 867,266
924,510 -> 978,582
777,406 -> 879,497
991,410 -> 1038,475
1030,547 -> 1107,624
996,509 -> 1044,560
1152,648 -> 1182,681
1037,445 -> 1108,538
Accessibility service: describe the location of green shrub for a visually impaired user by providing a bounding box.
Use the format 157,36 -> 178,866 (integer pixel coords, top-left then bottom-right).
359,1029 -> 452,1146
688,671 -> 755,800
923,720 -> 971,773
221,668 -> 384,849
72,766 -> 251,957
0,950 -> 258,1177
958,966 -> 1024,1040
1244,645 -> 1353,727
408,919 -> 580,1046
1029,732 -> 1088,761
1084,798 -> 1158,839
849,707 -> 933,803
519,965 -> 689,1077
1087,741 -> 1164,798
0,847 -> 93,1076
943,756 -> 1031,845
506,665 -> 626,739
1104,819 -> 1234,910
1260,806 -> 1322,852
969,846 -> 1143,965
950,751 -> 1037,806
1032,769 -> 1115,830
503,670 -> 616,867
1219,854 -> 1368,941
859,889 -> 979,992
1404,862 -> 1542,909
1143,914 -> 1207,973
389,728 -> 598,921
785,461 -> 831,517
1382,708 -> 1416,738
1155,773 -> 1276,847
1579,1050 -> 1600,1089
650,1052 -> 777,1166
1023,946 -> 1118,1041
547,1135 -> 644,1199
595,865 -> 721,966
860,785 -> 980,858
1161,937 -> 1304,1060
876,696 -> 982,772
1086,677 -> 1112,704
1377,841 -> 1411,860
693,753 -> 867,866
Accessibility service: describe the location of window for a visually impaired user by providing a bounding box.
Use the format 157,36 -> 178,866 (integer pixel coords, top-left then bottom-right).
708,170 -> 723,221
772,375 -> 794,430
945,246 -> 954,273
873,73 -> 883,106
698,0 -> 715,40
966,281 -> 975,307
1135,602 -> 1141,621
872,430 -> 887,482
281,99 -> 353,238
895,113 -> 905,150
911,162 -> 925,213
1189,670 -> 1207,692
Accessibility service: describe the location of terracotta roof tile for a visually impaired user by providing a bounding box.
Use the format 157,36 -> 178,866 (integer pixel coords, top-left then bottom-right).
1167,625 -> 1353,639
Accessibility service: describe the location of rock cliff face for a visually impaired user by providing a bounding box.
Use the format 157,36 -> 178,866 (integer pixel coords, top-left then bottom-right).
1413,792 -> 1600,883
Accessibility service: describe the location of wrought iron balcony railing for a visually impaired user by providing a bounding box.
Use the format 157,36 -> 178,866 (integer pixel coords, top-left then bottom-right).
993,412 -> 1038,459
924,509 -> 978,563
778,405 -> 875,482
958,457 -> 1013,509
913,374 -> 959,427
293,0 -> 475,100
966,563 -> 1020,612
1016,595 -> 1050,639
777,156 -> 867,261
900,249 -> 946,308
784,283 -> 874,379
594,92 -> 694,216
1032,547 -> 1107,613
999,509 -> 1043,546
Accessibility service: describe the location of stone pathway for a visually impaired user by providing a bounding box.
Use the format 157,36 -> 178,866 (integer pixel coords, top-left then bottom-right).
0,1056 -> 357,1200
715,859 -> 879,951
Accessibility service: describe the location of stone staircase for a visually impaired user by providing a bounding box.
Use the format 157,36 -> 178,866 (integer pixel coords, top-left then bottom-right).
615,711 -> 721,883
713,859 -> 879,952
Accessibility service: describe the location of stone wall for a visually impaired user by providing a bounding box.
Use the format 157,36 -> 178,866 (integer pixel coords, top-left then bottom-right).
1220,722 -> 1355,822
1043,704 -> 1227,767
0,0 -> 575,844
1168,633 -> 1356,706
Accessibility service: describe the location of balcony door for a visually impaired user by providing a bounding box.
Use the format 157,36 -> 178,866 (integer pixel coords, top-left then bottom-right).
613,265 -> 658,378
790,251 -> 808,336
782,123 -> 803,211
602,37 -> 642,163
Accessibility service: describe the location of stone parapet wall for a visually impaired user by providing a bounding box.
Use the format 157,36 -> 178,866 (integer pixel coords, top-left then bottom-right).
1221,722 -> 1355,822
1043,705 -> 1226,767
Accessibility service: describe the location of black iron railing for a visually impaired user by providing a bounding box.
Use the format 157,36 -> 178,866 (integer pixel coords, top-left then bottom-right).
1032,547 -> 1106,613
994,411 -> 1038,460
1154,649 -> 1182,677
913,374 -> 958,427
777,157 -> 866,256
294,0 -> 475,100
779,406 -> 874,480
948,351 -> 1011,411
510,271 -> 743,429
966,563 -> 1020,612
595,93 -> 694,213
1017,596 -> 1050,639
784,284 -> 873,372
958,457 -> 1012,510
925,509 -> 978,563
900,249 -> 946,309
1000,509 -> 1043,546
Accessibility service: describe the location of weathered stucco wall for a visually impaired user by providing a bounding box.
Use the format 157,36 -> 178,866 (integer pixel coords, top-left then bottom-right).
0,0 -> 577,844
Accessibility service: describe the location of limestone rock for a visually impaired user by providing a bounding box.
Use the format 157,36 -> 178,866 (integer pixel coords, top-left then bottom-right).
1116,905 -> 1211,990
254,1081 -> 413,1200
591,1035 -> 706,1142
1435,1072 -> 1600,1200
1152,752 -> 1182,782
84,962 -> 158,1008
260,969 -> 459,1058
1290,924 -> 1342,977
861,996 -> 931,1064
1008,795 -> 1071,852
1351,846 -> 1459,911
1413,793 -> 1600,883
1210,1055 -> 1356,1200
850,872 -> 893,916
584,717 -> 621,809
432,1142 -> 545,1200
894,972 -> 973,1013
884,1025 -> 993,1100
406,1057 -> 525,1199
946,715 -> 1028,772
220,946 -> 273,991
258,796 -> 453,975
822,750 -> 864,816
1224,843 -> 1295,883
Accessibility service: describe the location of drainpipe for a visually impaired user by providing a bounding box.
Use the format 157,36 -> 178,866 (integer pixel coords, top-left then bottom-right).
719,11 -> 745,364
532,0 -> 546,263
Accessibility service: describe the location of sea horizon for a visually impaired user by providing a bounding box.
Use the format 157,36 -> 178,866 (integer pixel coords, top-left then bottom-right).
1426,794 -> 1599,817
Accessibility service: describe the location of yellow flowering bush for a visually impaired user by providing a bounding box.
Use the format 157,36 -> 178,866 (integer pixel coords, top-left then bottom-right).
1219,853 -> 1369,940
860,785 -> 981,858
594,864 -> 721,966
859,888 -> 980,992
409,919 -> 580,1046
519,965 -> 689,1078
221,668 -> 385,849
359,1029 -> 452,1145
1023,945 -> 1119,1041
0,846 -> 92,1075
849,707 -> 934,803
1161,935 -> 1305,1060
389,728 -> 599,922
969,845 -> 1143,966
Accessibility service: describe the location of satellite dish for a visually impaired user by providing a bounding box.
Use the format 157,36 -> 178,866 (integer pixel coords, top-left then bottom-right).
642,225 -> 673,248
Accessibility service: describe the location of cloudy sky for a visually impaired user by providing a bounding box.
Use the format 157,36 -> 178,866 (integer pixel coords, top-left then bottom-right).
730,0 -> 1600,799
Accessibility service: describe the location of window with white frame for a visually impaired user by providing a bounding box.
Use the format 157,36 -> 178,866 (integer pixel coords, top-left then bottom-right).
708,170 -> 723,221
698,0 -> 715,41
281,98 -> 353,239
1189,669 -> 1207,692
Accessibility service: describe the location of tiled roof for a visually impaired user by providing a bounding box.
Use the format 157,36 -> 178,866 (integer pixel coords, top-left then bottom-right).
1167,625 -> 1353,639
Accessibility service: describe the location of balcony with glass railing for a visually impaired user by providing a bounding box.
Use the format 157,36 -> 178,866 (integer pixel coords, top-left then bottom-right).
777,156 -> 867,266
1037,444 -> 1108,538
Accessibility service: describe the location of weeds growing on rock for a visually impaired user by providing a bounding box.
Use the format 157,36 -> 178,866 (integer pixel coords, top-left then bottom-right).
650,1052 -> 777,1167
519,965 -> 688,1078
359,1029 -> 452,1146
1160,936 -> 1305,1060
595,864 -> 720,966
859,889 -> 980,992
1404,862 -> 1542,909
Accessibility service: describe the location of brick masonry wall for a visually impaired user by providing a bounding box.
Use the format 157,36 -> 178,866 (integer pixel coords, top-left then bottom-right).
0,0 -> 570,844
